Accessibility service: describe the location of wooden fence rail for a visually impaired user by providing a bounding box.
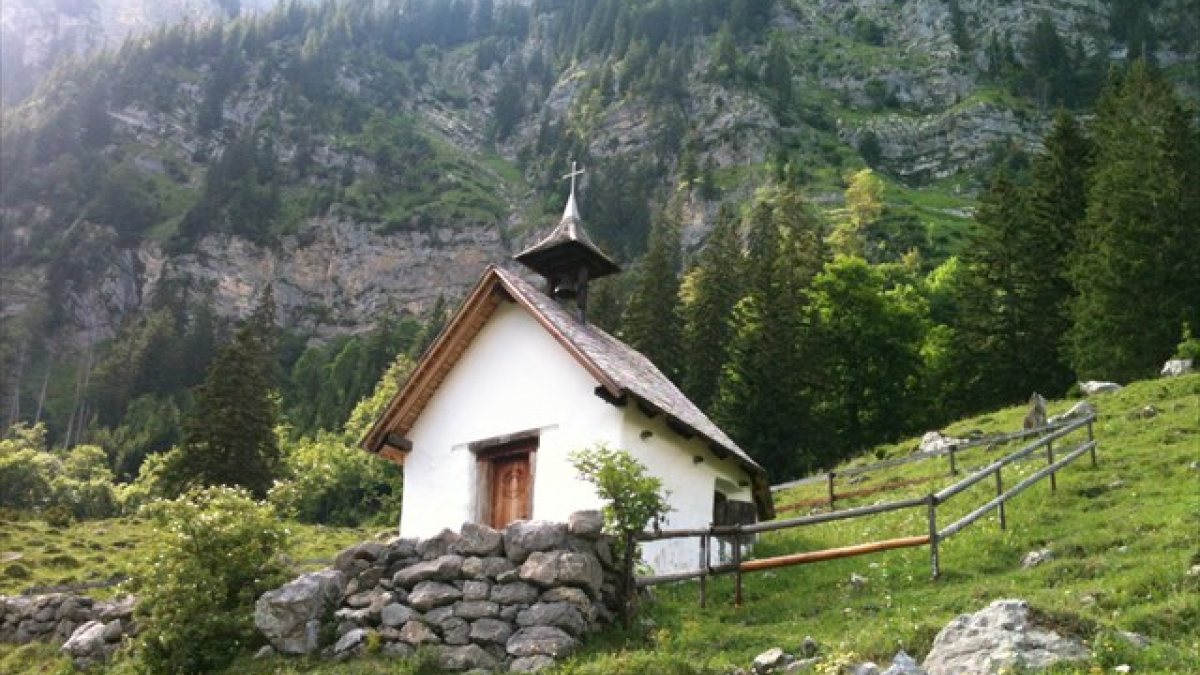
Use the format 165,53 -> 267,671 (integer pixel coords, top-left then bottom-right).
624,415 -> 1097,612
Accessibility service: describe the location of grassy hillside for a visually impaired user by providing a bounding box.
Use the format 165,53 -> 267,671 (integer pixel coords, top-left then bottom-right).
3,374 -> 1197,673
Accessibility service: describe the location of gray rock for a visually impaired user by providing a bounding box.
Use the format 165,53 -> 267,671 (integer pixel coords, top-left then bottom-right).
442,617 -> 471,645
424,606 -> 455,626
753,647 -> 788,673
568,511 -> 604,538
61,621 -> 106,659
254,569 -> 346,655
496,569 -> 521,583
334,607 -> 373,626
469,618 -> 513,644
517,602 -> 587,636
393,555 -> 464,588
507,625 -> 579,658
253,645 -> 275,659
540,586 -> 591,610
849,663 -> 880,675
418,529 -> 462,560
850,573 -> 868,590
462,580 -> 491,601
334,542 -> 387,573
355,566 -> 384,590
1021,548 -> 1053,569
511,654 -> 558,672
462,556 -> 515,580
1079,380 -> 1122,395
922,599 -> 1088,675
333,627 -> 368,655
784,657 -> 821,673
1161,358 -> 1193,377
399,620 -> 440,645
800,635 -> 819,657
1048,401 -> 1096,425
386,537 -> 419,560
452,522 -> 504,557
881,650 -> 926,675
382,641 -> 415,658
380,602 -> 418,628
455,600 -> 500,620
439,643 -> 500,671
1117,631 -> 1150,649
504,521 -> 567,563
520,550 -> 604,597
409,581 -> 463,611
100,620 -> 123,642
919,431 -> 964,454
492,581 -> 541,605
1023,392 -> 1048,430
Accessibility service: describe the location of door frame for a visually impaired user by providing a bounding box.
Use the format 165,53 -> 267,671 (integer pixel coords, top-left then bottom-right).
470,430 -> 539,528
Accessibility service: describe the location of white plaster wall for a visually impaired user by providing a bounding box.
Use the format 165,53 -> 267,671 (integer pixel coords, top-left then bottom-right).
398,298 -> 759,575
618,407 -> 756,574
400,301 -> 620,539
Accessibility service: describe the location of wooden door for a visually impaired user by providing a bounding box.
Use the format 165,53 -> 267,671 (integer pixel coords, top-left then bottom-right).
488,454 -> 532,529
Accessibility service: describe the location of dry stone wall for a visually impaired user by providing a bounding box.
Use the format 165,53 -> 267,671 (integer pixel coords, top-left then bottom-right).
255,511 -> 621,673
0,593 -> 137,669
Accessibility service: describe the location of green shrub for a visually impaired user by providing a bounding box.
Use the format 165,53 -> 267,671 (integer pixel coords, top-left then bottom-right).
1175,322 -> 1200,360
268,430 -> 403,527
131,486 -> 287,674
569,445 -> 671,559
0,424 -> 55,509
42,504 -> 74,528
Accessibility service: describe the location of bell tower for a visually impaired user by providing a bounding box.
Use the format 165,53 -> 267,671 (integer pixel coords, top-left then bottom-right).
514,162 -> 620,320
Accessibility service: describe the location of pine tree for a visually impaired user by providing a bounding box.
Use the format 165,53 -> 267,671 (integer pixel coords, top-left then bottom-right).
1025,110 -> 1091,389
621,200 -> 684,382
714,184 -> 826,479
168,294 -> 280,497
680,204 -> 743,413
1067,62 -> 1200,380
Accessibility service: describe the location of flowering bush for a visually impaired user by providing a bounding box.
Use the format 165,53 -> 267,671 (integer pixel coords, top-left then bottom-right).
131,486 -> 286,674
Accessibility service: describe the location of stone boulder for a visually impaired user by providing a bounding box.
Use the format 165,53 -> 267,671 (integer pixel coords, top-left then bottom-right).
519,550 -> 603,598
1048,401 -> 1095,425
567,510 -> 604,539
438,643 -> 499,671
254,569 -> 346,655
1079,380 -> 1122,396
922,599 -> 1088,674
1023,392 -> 1047,430
61,621 -> 111,666
393,555 -> 463,588
506,625 -> 579,658
1161,358 -> 1193,377
516,602 -> 588,636
408,581 -> 462,611
334,542 -> 386,574
451,522 -> 504,557
504,521 -> 567,563
918,432 -> 963,454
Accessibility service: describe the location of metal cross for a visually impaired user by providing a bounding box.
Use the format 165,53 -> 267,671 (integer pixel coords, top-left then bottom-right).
562,161 -> 585,194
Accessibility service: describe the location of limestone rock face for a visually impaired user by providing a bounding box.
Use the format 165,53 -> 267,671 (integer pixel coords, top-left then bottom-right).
254,569 -> 345,655
922,599 -> 1088,674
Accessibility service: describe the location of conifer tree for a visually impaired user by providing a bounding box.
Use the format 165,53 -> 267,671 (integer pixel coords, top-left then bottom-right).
167,292 -> 280,497
680,204 -> 743,413
622,200 -> 684,382
1067,62 -> 1200,380
714,184 -> 826,479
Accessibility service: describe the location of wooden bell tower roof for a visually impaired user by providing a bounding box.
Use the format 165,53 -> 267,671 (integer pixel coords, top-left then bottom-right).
514,163 -> 620,282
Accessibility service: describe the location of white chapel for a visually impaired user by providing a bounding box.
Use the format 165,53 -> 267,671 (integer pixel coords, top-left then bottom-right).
361,170 -> 774,573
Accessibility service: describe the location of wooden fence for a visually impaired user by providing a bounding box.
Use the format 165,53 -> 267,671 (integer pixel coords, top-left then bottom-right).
622,415 -> 1097,613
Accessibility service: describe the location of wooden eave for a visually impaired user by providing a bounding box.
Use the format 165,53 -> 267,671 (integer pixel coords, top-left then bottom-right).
361,266 -> 621,458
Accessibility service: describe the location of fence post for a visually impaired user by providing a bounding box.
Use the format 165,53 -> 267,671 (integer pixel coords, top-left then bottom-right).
995,467 -> 1006,530
1087,418 -> 1097,467
1046,439 -> 1057,492
827,472 -> 837,510
732,527 -> 743,608
948,444 -> 958,475
927,494 -> 940,580
699,534 -> 708,609
622,531 -> 635,625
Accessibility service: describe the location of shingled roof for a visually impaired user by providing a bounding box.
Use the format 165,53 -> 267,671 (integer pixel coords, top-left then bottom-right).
361,264 -> 774,520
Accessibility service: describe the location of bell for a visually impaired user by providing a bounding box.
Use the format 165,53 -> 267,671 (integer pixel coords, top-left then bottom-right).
552,278 -> 579,299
